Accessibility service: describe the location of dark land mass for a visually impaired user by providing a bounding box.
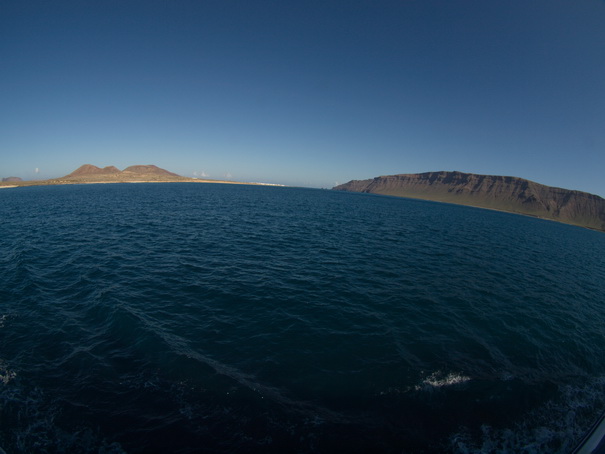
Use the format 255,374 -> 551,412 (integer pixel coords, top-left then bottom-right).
0,164 -> 252,187
333,171 -> 605,232
2,177 -> 22,182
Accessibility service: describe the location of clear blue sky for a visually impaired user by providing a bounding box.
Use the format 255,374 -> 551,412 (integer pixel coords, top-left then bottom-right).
1,0 -> 604,194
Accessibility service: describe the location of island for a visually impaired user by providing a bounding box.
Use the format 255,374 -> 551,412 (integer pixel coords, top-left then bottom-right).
333,171 -> 605,232
0,164 -> 258,188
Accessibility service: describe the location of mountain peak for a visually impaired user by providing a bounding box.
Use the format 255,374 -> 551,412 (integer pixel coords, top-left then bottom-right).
65,164 -> 121,177
61,164 -> 184,182
122,165 -> 179,177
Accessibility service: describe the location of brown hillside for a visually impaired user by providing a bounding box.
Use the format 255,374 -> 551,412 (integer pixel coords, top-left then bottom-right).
66,164 -> 121,177
122,165 -> 179,177
0,164 -> 254,188
333,171 -> 605,232
58,164 -> 190,183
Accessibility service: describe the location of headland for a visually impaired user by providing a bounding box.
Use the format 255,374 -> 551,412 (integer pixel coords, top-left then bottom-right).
333,171 -> 605,232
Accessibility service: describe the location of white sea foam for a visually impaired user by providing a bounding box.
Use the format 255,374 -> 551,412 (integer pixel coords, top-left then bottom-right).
0,363 -> 16,385
415,371 -> 472,390
0,313 -> 15,385
449,376 -> 605,454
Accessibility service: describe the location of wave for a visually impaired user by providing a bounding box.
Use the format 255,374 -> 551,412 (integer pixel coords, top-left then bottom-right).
0,316 -> 16,385
0,385 -> 126,453
121,303 -> 354,425
450,375 -> 605,454
1,183 -> 604,452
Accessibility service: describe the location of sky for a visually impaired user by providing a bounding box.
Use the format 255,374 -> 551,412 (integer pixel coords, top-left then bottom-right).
1,0 -> 604,194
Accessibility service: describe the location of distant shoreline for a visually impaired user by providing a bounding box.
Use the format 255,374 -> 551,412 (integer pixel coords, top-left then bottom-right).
334,171 -> 605,233
0,163 -> 291,189
0,178 -> 273,188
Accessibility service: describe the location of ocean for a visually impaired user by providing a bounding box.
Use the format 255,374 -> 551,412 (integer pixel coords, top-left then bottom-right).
1,183 -> 604,453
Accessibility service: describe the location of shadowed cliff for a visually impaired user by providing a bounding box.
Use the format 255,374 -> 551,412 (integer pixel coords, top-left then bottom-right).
333,171 -> 605,232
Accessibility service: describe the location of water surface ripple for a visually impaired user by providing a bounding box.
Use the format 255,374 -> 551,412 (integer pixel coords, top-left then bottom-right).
1,183 -> 604,453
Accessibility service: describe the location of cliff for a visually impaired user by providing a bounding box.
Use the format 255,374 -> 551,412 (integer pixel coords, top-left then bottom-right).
333,171 -> 605,232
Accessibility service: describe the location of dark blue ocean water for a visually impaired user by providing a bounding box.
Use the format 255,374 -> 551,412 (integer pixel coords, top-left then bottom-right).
1,183 -> 604,453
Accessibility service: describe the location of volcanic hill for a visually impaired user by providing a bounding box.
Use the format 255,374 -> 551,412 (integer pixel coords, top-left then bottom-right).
59,164 -> 186,182
0,164 -> 259,188
333,171 -> 605,232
